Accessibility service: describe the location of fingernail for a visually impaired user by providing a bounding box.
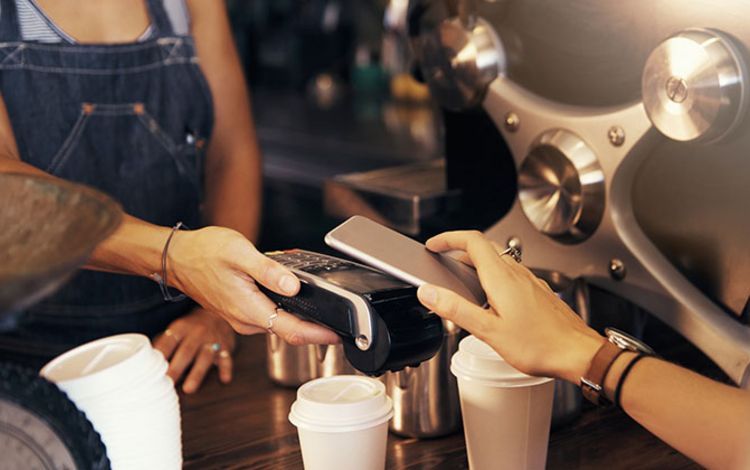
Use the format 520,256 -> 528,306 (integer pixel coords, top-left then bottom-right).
419,285 -> 438,306
279,275 -> 298,295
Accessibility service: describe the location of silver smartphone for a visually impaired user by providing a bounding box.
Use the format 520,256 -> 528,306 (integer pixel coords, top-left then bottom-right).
324,216 -> 487,306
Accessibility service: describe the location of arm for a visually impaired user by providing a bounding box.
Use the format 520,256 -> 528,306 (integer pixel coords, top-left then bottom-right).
0,95 -> 335,347
416,231 -> 750,470
603,352 -> 750,470
153,0 -> 265,393
187,0 -> 261,241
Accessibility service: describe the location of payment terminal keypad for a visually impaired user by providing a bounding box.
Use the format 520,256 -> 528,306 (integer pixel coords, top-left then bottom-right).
267,250 -> 351,274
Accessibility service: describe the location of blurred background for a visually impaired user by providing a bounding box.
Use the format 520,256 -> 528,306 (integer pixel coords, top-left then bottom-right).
227,0 -> 445,253
224,0 -> 741,382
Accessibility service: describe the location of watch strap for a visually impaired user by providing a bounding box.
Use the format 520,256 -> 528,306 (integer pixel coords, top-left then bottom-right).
580,341 -> 626,406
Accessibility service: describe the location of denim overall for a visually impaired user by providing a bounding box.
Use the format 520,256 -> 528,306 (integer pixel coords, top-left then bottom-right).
0,0 -> 213,366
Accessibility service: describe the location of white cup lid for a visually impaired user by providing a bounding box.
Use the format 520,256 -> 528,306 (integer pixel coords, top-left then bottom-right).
451,336 -> 553,387
289,375 -> 393,433
40,334 -> 155,397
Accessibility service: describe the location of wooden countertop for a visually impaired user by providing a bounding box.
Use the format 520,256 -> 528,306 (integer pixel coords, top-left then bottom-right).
180,335 -> 699,470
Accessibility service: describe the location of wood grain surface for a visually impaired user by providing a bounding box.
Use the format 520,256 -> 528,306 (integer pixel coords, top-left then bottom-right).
181,335 -> 700,470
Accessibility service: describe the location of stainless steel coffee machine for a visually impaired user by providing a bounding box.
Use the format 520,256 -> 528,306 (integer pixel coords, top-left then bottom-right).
407,0 -> 750,388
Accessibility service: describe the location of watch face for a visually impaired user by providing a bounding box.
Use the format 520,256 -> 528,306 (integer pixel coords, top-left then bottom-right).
0,400 -> 77,470
605,327 -> 656,355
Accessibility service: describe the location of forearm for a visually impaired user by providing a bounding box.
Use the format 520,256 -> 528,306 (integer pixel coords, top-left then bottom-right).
189,0 -> 262,242
86,214 -> 169,276
203,142 -> 261,241
0,154 -> 52,177
602,353 -> 750,469
1,155 -> 171,279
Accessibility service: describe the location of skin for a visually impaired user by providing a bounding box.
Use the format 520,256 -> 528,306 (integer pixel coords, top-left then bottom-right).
417,230 -> 750,470
0,0 -> 338,392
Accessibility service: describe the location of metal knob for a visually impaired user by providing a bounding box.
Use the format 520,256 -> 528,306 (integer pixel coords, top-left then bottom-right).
412,11 -> 505,111
518,130 -> 605,243
642,28 -> 747,142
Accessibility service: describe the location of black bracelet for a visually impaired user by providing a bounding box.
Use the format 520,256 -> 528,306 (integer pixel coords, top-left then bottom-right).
614,353 -> 648,408
152,222 -> 187,302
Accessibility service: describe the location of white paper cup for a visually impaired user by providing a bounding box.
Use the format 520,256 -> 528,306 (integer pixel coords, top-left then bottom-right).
451,336 -> 554,470
289,375 -> 393,470
40,334 -> 153,399
40,334 -> 182,470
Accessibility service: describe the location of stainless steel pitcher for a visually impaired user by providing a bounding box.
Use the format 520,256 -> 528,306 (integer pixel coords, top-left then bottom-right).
386,319 -> 465,438
535,270 -> 590,429
266,334 -> 356,387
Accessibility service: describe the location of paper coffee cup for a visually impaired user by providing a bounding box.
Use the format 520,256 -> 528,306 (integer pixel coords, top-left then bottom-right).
41,334 -> 182,470
289,375 -> 393,470
451,336 -> 554,470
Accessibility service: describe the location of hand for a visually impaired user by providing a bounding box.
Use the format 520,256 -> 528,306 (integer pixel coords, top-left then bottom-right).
154,308 -> 236,394
416,231 -> 604,384
167,226 -> 339,345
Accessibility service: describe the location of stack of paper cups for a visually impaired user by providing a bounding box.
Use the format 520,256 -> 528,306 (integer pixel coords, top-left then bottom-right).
289,375 -> 394,470
40,334 -> 181,469
451,336 -> 555,470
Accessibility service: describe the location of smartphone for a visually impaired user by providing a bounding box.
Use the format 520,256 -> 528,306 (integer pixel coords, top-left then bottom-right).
325,216 -> 487,305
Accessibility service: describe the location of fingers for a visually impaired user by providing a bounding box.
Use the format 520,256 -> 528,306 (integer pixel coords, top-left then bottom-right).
236,246 -> 300,297
153,329 -> 180,360
216,350 -> 233,384
167,336 -> 202,383
426,231 -> 511,289
417,284 -> 495,334
230,283 -> 339,345
270,310 -> 341,346
182,345 -> 215,394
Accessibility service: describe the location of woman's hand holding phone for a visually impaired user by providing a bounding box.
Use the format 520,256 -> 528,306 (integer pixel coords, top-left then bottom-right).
416,230 -> 604,384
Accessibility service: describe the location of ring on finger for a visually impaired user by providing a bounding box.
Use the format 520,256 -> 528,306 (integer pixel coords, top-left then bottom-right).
218,350 -> 231,360
499,246 -> 522,263
267,307 -> 280,334
164,328 -> 181,342
204,342 -> 221,354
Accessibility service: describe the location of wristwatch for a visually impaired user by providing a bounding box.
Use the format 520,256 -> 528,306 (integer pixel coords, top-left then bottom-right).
580,328 -> 655,406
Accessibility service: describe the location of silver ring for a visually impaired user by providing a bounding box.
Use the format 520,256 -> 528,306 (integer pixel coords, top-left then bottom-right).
499,246 -> 522,263
164,329 -> 181,342
206,342 -> 221,353
267,307 -> 280,334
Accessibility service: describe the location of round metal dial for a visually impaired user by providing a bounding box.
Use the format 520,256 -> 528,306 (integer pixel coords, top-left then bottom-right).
642,28 -> 747,142
0,400 -> 77,470
414,16 -> 505,110
518,130 -> 605,243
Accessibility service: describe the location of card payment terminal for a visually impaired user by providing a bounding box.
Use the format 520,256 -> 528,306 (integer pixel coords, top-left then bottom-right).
259,250 -> 443,375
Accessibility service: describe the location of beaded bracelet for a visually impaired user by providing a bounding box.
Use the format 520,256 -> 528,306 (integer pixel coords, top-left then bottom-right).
151,222 -> 187,302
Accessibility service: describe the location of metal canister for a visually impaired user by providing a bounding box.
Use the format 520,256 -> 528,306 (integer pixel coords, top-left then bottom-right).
266,334 -> 318,387
534,270 -> 590,429
266,335 -> 356,387
386,320 -> 465,438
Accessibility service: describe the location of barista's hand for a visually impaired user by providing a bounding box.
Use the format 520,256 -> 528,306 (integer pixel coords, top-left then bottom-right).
154,308 -> 236,394
167,226 -> 339,345
416,231 -> 604,384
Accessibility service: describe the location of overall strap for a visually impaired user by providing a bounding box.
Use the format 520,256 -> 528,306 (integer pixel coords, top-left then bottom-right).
145,0 -> 175,37
0,0 -> 21,42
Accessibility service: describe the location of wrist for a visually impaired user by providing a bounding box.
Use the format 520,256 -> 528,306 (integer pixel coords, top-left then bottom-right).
164,228 -> 195,293
602,351 -> 641,402
561,331 -> 606,384
88,215 -> 171,278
